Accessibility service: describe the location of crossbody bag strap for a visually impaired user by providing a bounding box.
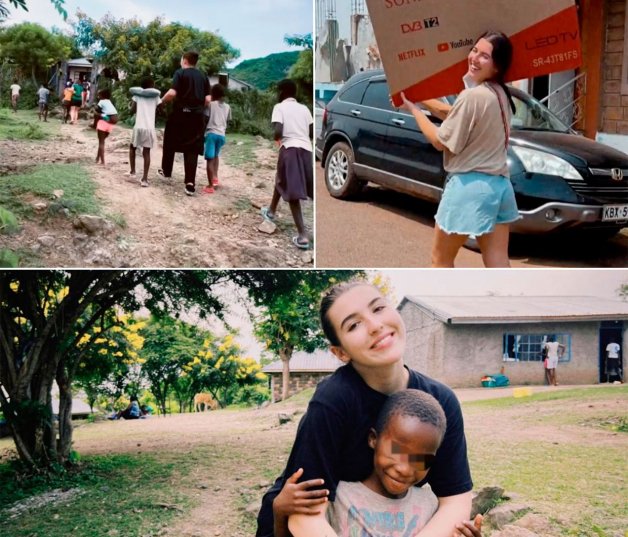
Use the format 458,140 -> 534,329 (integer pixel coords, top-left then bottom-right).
487,82 -> 510,151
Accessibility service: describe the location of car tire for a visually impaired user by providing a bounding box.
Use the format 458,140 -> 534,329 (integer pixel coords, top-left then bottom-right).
324,142 -> 365,199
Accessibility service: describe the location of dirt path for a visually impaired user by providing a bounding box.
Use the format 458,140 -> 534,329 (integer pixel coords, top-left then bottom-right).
2,385 -> 624,536
0,115 -> 313,267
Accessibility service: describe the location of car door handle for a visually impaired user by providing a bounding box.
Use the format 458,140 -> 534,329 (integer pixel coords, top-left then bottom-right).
350,109 -> 361,116
391,118 -> 405,126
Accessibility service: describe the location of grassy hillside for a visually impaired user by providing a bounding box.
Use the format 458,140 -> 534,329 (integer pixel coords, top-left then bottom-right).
229,51 -> 299,90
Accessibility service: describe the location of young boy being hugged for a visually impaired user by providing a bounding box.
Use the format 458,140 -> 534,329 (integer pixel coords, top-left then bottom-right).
279,390 -> 483,537
129,77 -> 162,187
203,84 -> 231,194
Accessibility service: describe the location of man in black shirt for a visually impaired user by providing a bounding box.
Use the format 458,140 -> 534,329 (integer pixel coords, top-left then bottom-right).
160,50 -> 211,196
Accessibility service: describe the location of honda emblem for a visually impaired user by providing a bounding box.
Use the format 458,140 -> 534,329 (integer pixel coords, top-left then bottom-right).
611,168 -> 623,181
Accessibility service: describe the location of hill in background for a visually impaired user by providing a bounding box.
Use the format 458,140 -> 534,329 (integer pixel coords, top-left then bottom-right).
229,51 -> 299,90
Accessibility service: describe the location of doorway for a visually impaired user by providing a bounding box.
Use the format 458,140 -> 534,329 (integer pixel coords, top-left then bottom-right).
599,321 -> 624,383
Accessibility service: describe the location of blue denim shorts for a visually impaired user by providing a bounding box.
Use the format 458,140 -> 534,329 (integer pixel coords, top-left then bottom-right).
435,171 -> 521,236
204,132 -> 226,159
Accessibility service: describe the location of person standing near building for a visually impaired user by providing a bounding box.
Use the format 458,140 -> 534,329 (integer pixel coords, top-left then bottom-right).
37,83 -> 50,122
544,336 -> 565,386
10,80 -> 21,113
159,50 -> 211,196
605,341 -> 623,383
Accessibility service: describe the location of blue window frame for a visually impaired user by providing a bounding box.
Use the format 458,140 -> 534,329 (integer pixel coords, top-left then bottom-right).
503,333 -> 571,362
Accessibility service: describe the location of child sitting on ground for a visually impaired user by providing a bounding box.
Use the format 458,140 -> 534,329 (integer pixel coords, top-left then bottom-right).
94,89 -> 118,165
202,83 -> 231,194
128,77 -> 162,187
275,389 -> 483,537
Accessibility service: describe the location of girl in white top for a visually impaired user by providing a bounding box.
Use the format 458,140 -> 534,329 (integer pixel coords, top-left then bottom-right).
400,31 -> 519,268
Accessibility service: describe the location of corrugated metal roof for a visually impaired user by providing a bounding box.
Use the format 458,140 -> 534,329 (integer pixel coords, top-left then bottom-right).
400,295 -> 628,324
262,348 -> 344,373
67,58 -> 93,67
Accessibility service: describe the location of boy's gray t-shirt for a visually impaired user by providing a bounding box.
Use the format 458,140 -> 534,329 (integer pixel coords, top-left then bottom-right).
327,481 -> 438,536
206,101 -> 231,136
37,87 -> 50,103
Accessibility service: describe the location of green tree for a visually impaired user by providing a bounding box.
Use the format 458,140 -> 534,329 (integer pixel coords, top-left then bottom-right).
73,314 -> 146,413
0,22 -> 71,85
241,271 -> 363,401
185,331 -> 265,407
0,270 -> 230,469
284,33 -> 312,106
0,0 -> 67,20
74,13 -> 240,120
139,314 -> 203,416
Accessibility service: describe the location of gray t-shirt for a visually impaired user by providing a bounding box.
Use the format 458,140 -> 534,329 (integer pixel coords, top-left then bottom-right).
326,480 -> 438,536
37,87 -> 50,104
437,83 -> 511,177
205,100 -> 231,136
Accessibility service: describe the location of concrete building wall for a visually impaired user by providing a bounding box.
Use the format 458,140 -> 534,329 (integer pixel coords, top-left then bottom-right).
347,15 -> 381,78
400,302 -> 625,387
400,303 -> 446,379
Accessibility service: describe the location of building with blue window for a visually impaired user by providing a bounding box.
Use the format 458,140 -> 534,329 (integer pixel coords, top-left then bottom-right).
399,295 -> 628,387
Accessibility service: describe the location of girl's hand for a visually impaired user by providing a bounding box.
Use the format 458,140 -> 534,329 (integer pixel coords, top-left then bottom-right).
399,91 -> 415,112
273,468 -> 329,518
452,514 -> 483,537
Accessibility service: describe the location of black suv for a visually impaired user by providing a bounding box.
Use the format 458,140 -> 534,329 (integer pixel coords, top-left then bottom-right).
316,70 -> 628,238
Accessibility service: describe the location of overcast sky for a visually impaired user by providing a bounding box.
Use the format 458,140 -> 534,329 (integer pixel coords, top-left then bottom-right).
383,269 -> 628,304
3,0 -> 312,64
225,269 -> 627,360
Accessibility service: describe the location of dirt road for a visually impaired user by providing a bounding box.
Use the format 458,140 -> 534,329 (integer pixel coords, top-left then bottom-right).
0,384 -> 625,536
315,164 -> 628,268
0,113 -> 313,268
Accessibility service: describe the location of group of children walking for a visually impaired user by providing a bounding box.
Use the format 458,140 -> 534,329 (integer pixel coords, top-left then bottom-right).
9,56 -> 312,250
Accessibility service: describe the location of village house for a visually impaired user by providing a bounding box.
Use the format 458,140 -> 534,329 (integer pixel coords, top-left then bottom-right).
262,349 -> 344,402
399,295 -> 628,387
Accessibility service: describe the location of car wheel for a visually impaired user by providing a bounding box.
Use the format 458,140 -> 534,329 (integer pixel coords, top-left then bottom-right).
324,142 -> 365,199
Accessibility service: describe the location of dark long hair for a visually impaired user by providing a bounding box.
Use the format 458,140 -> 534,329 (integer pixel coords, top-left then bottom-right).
478,30 -> 516,113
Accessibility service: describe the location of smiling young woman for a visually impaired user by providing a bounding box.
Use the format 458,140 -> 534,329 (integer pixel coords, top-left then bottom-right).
400,31 -> 519,268
257,281 -> 474,537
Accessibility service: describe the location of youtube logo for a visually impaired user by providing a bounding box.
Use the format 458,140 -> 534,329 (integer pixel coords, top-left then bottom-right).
437,42 -> 449,52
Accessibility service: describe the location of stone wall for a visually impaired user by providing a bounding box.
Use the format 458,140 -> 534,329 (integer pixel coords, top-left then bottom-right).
269,372 -> 331,403
601,0 -> 628,134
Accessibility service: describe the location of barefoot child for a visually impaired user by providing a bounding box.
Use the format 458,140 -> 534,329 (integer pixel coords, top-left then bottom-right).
202,83 -> 231,194
94,89 -> 118,165
129,77 -> 161,187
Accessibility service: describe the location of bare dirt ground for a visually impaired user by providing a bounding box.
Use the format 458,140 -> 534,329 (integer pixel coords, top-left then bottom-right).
2,385 -> 625,536
0,113 -> 313,268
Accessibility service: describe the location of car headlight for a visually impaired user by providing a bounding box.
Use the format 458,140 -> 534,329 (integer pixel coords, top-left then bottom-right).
512,146 -> 583,180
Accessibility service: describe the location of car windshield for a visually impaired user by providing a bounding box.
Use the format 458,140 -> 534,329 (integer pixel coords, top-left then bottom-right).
510,92 -> 571,133
444,90 -> 572,133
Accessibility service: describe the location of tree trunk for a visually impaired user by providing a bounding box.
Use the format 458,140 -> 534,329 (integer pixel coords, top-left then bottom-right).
31,64 -> 37,87
56,369 -> 74,465
279,346 -> 293,402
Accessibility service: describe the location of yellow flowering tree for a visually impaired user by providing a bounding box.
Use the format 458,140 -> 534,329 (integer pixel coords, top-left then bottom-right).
73,315 -> 146,413
0,270 -> 231,469
183,331 -> 265,409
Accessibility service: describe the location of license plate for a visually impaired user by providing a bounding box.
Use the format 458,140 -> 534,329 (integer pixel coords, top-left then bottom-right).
602,204 -> 628,221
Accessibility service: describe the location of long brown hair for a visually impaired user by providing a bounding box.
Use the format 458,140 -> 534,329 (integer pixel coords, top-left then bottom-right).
478,30 -> 516,113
